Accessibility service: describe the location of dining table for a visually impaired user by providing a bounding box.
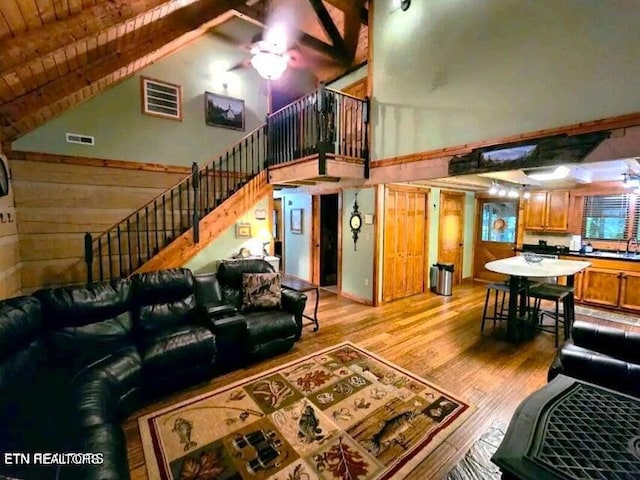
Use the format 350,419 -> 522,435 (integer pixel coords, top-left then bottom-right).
484,256 -> 591,341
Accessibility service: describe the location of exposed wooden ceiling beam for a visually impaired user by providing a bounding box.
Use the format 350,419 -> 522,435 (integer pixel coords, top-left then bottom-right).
0,0 -> 244,142
343,0 -> 366,61
307,0 -> 347,59
324,0 -> 369,26
232,5 -> 347,63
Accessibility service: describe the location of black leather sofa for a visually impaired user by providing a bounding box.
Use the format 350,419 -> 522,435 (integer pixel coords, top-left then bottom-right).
548,320 -> 640,398
0,263 -> 306,480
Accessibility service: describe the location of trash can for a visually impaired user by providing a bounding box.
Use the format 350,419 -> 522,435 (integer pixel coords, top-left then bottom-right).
435,263 -> 454,296
429,265 -> 439,292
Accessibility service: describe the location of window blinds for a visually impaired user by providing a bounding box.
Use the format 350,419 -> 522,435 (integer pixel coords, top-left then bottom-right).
634,196 -> 640,239
582,194 -> 631,240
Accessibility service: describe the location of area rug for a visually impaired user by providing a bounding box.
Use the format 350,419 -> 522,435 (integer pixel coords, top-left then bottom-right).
139,342 -> 473,480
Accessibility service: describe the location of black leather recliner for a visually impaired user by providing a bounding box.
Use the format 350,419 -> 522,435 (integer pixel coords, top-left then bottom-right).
0,266 -> 306,480
548,320 -> 640,397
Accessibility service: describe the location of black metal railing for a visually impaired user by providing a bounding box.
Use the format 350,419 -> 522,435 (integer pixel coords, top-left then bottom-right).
267,85 -> 369,169
84,124 -> 267,282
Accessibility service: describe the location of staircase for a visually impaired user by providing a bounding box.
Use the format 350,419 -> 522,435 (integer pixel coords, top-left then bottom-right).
83,86 -> 369,282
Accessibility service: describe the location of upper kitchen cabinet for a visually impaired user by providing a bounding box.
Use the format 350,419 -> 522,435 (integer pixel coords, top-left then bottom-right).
524,191 -> 570,231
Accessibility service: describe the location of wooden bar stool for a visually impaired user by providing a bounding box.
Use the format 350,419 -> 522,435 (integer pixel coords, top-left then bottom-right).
527,284 -> 575,347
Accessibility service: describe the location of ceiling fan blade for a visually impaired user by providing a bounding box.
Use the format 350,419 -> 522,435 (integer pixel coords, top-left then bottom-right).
228,58 -> 252,72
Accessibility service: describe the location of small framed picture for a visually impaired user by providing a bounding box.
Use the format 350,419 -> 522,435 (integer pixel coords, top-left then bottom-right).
205,91 -> 245,131
236,223 -> 252,238
290,208 -> 303,234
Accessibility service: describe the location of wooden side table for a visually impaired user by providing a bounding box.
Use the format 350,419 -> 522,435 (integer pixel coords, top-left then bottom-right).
281,274 -> 319,332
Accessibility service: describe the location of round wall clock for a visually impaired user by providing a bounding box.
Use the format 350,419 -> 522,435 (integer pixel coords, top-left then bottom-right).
350,194 -> 362,251
0,156 -> 9,197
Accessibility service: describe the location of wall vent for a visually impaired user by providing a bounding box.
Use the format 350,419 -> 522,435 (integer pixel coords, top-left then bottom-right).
141,76 -> 182,121
65,132 -> 95,146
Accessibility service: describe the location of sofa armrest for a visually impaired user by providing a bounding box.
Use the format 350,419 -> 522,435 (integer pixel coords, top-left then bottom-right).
548,343 -> 640,397
281,289 -> 307,317
572,320 -> 640,364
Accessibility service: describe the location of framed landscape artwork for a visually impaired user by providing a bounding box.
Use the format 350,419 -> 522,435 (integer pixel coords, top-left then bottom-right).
205,92 -> 245,131
290,208 -> 303,234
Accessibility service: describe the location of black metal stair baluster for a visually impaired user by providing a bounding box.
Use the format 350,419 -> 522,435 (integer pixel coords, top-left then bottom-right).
244,138 -> 248,181
212,161 -> 217,207
170,189 -> 175,240
162,194 -> 167,244
225,151 -> 230,198
107,231 -> 113,280
178,184 -> 183,231
154,200 -> 159,254
232,146 -> 237,191
145,206 -> 150,261
192,161 -> 199,244
97,237 -> 103,282
136,211 -> 142,267
186,178 -> 191,230
251,132 -> 255,174
126,218 -> 133,274
84,232 -> 93,283
117,225 -> 123,277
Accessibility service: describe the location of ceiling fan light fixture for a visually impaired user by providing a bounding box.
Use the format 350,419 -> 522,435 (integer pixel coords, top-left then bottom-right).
250,50 -> 288,80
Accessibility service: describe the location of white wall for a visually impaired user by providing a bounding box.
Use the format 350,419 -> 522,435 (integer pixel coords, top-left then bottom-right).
328,64 -> 368,91
373,0 -> 640,160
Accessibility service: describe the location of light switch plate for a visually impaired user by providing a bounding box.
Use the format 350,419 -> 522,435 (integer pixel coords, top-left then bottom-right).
364,214 -> 374,224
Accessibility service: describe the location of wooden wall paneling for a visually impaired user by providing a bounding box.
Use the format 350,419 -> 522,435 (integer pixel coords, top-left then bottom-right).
337,191 -> 343,293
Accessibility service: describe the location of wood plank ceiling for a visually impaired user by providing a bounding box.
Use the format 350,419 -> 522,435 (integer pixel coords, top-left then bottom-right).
0,0 -> 368,145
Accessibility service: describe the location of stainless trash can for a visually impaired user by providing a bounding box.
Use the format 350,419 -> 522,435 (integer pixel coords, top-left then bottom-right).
435,263 -> 454,296
430,265 -> 439,292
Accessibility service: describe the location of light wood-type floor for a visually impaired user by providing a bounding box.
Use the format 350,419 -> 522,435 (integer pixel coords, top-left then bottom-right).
124,282 -> 638,479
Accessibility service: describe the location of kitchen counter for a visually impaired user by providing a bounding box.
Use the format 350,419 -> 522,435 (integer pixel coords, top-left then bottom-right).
517,247 -> 640,262
562,251 -> 640,262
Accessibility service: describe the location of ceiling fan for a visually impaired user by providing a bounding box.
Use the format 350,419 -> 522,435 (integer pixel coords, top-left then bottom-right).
231,27 -> 296,80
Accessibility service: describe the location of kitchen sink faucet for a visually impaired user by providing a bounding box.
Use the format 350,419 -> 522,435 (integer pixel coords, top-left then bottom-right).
626,237 -> 639,254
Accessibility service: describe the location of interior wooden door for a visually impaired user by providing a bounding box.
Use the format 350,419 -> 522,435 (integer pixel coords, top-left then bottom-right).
439,191 -> 465,285
340,78 -> 367,157
474,199 -> 518,282
383,187 -> 427,301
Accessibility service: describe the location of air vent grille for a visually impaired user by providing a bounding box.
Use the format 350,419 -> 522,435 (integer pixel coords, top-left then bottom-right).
65,133 -> 95,146
141,77 -> 182,121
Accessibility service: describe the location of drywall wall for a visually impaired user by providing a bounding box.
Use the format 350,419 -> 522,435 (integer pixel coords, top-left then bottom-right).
184,197 -> 271,274
0,153 -> 21,299
278,191 -> 312,280
13,31 -> 269,167
373,0 -> 640,160
342,187 -> 375,302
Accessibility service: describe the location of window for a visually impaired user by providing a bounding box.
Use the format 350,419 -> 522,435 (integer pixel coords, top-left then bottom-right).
481,201 -> 517,243
141,77 -> 182,121
582,194 -> 632,240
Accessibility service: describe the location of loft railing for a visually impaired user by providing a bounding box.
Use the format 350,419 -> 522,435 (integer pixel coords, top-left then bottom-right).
267,85 -> 370,173
84,124 -> 267,282
83,85 -> 369,283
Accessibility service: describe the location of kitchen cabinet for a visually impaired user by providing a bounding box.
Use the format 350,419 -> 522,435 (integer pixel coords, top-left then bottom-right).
524,191 -> 569,231
619,271 -> 640,312
580,268 -> 621,307
559,255 -> 640,312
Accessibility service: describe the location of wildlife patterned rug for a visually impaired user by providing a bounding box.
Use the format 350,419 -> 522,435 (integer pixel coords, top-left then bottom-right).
139,342 -> 473,480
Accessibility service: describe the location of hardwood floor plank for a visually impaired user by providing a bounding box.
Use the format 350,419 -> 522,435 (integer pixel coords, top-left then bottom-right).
122,283 -> 640,479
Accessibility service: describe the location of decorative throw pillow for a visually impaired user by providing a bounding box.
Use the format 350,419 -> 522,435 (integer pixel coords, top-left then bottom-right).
242,273 -> 281,310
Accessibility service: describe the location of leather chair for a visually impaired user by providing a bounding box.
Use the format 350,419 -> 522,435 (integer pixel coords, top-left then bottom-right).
216,259 -> 307,358
548,320 -> 640,398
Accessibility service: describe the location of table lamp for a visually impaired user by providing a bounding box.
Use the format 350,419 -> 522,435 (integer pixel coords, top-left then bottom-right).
256,228 -> 272,257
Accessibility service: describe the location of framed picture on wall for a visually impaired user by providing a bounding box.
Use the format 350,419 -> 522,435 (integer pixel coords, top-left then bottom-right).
290,208 -> 303,234
236,223 -> 252,238
204,92 -> 245,131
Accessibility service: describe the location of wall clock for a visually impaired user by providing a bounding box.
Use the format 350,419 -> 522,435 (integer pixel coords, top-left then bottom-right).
0,156 -> 9,197
349,194 -> 362,251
